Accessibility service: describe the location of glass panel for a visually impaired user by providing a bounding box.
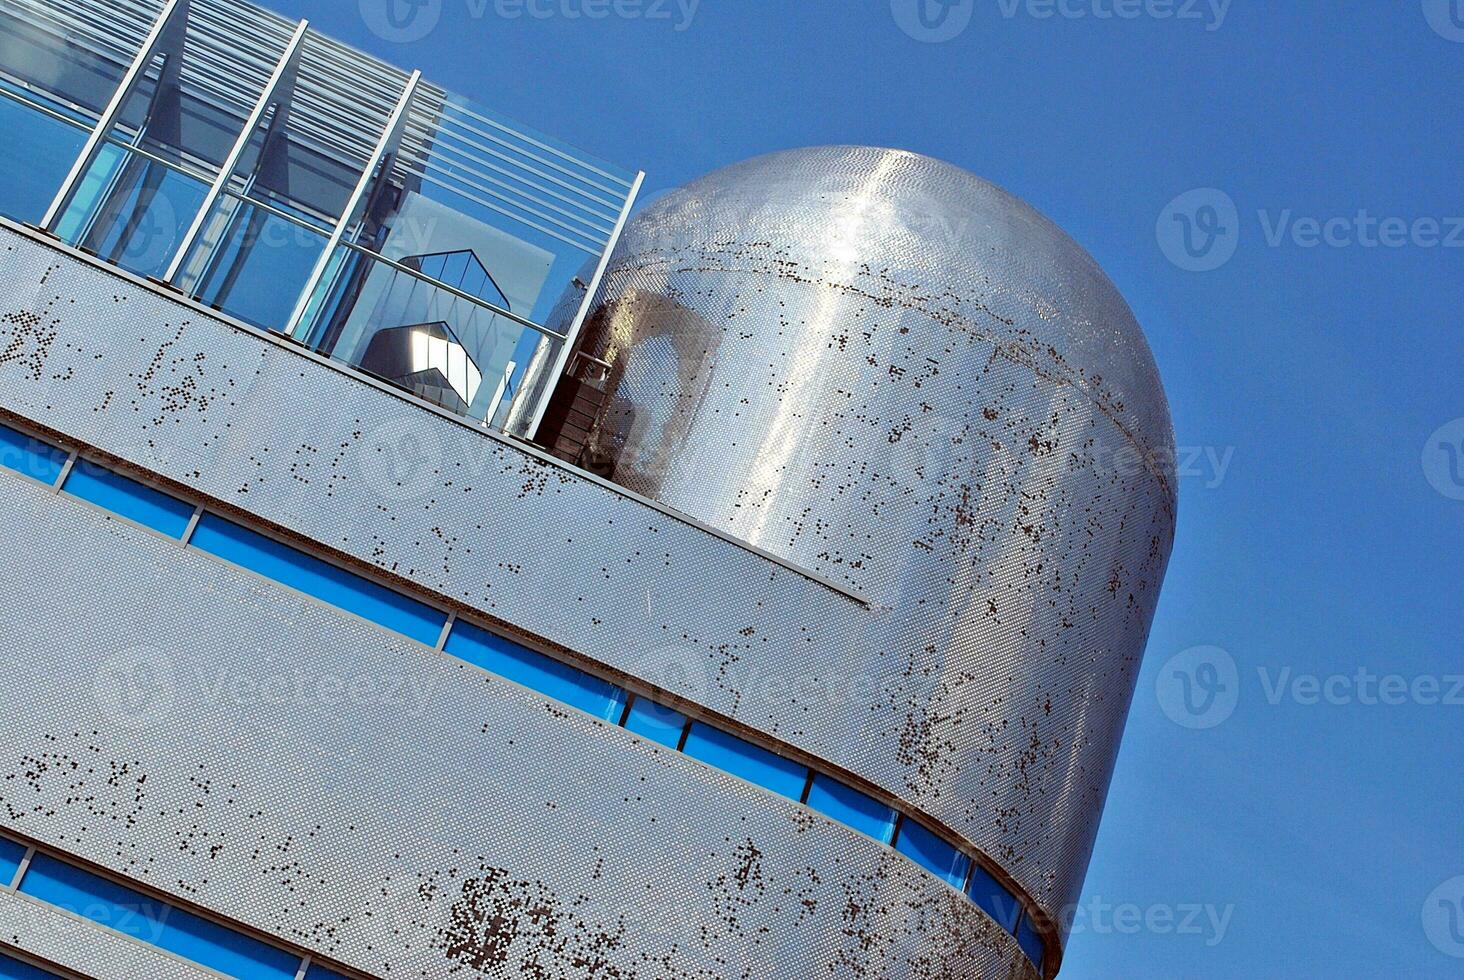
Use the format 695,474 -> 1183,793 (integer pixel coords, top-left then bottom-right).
682,724 -> 809,800
296,245 -> 541,423
153,904 -> 300,980
805,775 -> 896,844
0,5 -> 139,115
395,87 -> 636,329
622,698 -> 687,749
894,819 -> 969,889
966,864 -> 1020,933
0,422 -> 68,485
51,142 -> 210,278
1016,915 -> 1045,971
175,192 -> 329,330
18,853 -> 298,980
62,461 -> 195,538
304,966 -> 351,980
188,514 -> 447,646
18,854 -> 171,946
0,835 -> 25,886
0,951 -> 61,980
0,86 -> 91,224
444,621 -> 627,722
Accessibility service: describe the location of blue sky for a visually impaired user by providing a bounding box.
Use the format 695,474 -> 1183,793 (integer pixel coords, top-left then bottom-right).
263,2 -> 1464,976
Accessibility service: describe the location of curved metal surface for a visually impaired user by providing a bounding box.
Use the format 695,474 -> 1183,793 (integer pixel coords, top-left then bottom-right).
0,472 -> 1037,980
570,146 -> 1178,931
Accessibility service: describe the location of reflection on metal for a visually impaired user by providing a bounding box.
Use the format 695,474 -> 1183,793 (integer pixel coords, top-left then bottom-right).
523,169 -> 643,440
568,146 -> 1178,947
161,17 -> 307,283
40,0 -> 185,229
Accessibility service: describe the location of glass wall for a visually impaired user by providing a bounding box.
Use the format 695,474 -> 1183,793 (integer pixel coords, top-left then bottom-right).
0,0 -> 640,434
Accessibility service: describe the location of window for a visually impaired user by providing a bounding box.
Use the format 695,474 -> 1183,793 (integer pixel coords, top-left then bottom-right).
0,836 -> 25,887
1016,914 -> 1045,971
0,951 -> 62,979
806,775 -> 896,844
894,819 -> 970,889
62,463 -> 195,538
304,964 -> 351,980
622,698 -> 688,749
682,724 -> 808,801
444,621 -> 627,722
966,863 -> 1020,932
188,515 -> 446,646
0,423 -> 68,486
17,855 -> 299,980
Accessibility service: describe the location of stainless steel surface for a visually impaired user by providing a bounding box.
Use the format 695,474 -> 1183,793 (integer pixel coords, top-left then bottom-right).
0,471 -> 1035,980
571,146 -> 1178,926
0,198 -> 1171,955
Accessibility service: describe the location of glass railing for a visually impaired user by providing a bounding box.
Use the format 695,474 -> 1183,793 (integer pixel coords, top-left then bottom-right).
49,141 -> 211,278
0,85 -> 94,225
0,0 -> 642,435
293,243 -> 549,424
171,189 -> 330,330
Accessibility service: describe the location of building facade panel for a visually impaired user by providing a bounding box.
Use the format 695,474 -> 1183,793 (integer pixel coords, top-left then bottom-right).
0,467 -> 1033,979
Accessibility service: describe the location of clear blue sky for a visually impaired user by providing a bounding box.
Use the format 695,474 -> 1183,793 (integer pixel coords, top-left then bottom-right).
263,3 -> 1464,976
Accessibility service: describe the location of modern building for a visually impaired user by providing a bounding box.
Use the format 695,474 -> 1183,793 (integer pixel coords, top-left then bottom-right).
0,2 -> 1176,979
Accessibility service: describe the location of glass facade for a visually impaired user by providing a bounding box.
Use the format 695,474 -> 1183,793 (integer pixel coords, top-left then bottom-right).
0,0 -> 641,434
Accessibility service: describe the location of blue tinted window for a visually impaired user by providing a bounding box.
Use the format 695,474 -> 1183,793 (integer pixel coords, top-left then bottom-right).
1016,915 -> 1045,970
63,463 -> 194,538
0,88 -> 89,226
189,515 -> 446,645
966,864 -> 1020,932
895,820 -> 969,889
156,904 -> 300,980
18,854 -> 299,980
0,836 -> 26,887
806,775 -> 896,843
304,964 -> 351,980
18,855 -> 170,946
623,699 -> 687,748
445,621 -> 627,722
682,724 -> 808,800
0,951 -> 61,979
0,423 -> 68,485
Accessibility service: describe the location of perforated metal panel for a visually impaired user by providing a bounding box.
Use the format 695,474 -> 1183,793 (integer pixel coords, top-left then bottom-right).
0,473 -> 1032,979
0,212 -> 1170,943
